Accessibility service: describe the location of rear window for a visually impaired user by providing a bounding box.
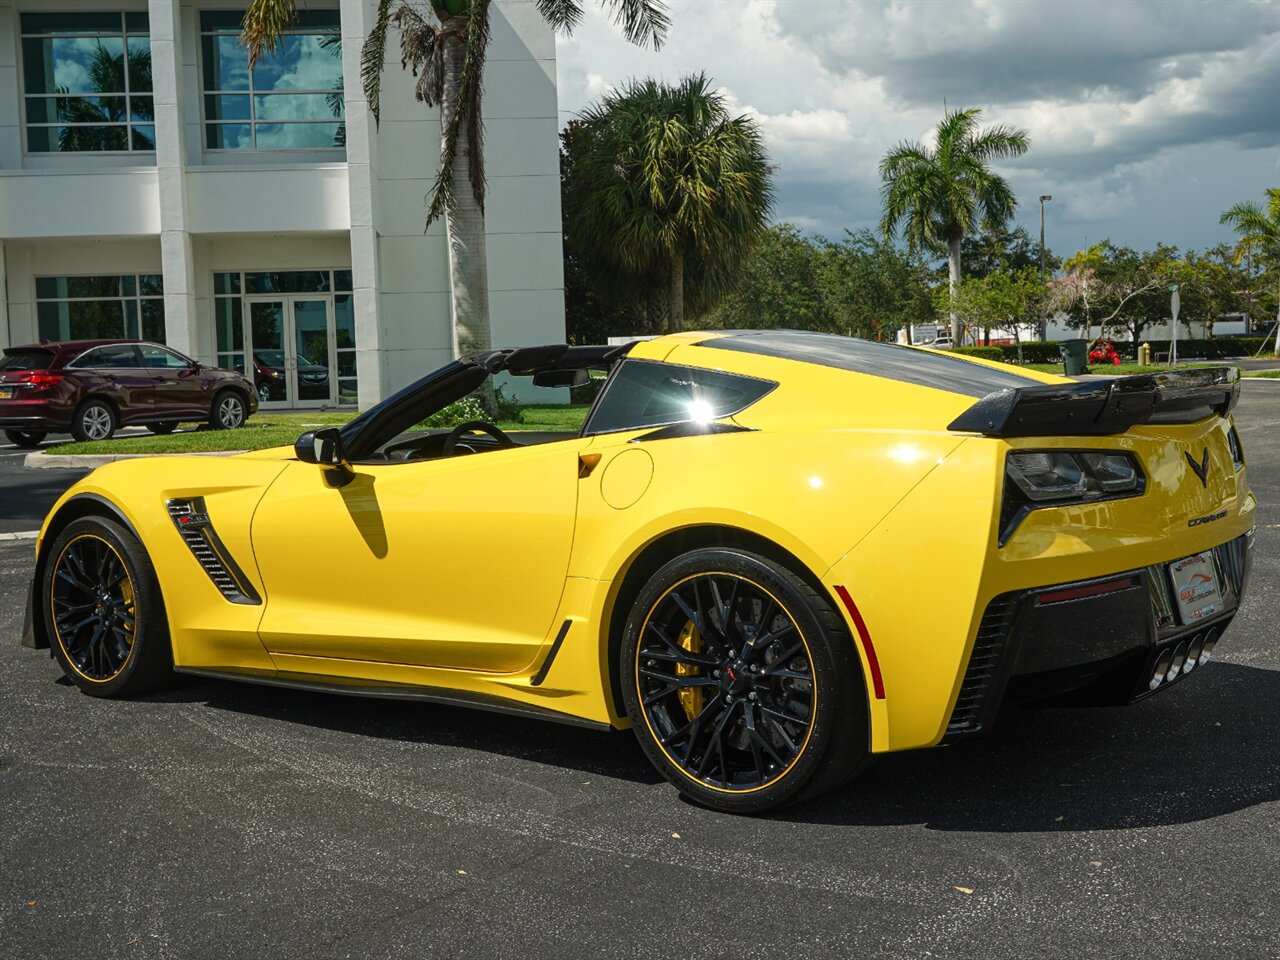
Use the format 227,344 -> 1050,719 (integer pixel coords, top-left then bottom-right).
585,359 -> 776,435
0,349 -> 56,371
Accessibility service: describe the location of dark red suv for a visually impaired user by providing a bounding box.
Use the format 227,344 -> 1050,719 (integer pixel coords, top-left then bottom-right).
0,340 -> 258,447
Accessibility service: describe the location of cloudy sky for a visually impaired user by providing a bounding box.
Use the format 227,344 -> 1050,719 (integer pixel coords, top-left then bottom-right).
555,0 -> 1280,263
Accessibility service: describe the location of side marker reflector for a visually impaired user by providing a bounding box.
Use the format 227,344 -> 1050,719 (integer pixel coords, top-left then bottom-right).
833,585 -> 885,700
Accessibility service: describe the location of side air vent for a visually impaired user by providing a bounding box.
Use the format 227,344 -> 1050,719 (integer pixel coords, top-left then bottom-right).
945,593 -> 1020,739
166,498 -> 261,605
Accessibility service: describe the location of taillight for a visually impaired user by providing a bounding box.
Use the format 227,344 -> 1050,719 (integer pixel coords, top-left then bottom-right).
1227,422 -> 1244,471
23,372 -> 65,388
1000,449 -> 1146,546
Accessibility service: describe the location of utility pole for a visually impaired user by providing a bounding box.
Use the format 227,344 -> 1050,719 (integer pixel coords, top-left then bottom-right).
1039,195 -> 1052,341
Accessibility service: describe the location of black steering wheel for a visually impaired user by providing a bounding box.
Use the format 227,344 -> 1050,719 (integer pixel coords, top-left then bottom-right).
442,420 -> 514,456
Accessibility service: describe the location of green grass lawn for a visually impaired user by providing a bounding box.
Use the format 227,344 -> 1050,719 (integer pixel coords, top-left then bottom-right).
47,405 -> 592,457
1243,369 -> 1280,379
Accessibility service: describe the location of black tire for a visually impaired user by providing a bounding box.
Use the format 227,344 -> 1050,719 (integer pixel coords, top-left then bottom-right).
4,429 -> 46,449
620,548 -> 870,814
42,516 -> 174,697
210,390 -> 247,430
70,399 -> 117,443
257,382 -> 273,405
146,421 -> 179,435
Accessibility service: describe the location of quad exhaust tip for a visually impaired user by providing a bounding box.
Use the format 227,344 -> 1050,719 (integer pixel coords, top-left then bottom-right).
1148,628 -> 1218,691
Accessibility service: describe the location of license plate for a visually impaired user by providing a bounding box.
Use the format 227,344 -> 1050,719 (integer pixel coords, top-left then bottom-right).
1168,552 -> 1222,624
0,387 -> 13,399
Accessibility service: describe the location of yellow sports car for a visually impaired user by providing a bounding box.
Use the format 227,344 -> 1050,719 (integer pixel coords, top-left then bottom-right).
23,331 -> 1255,812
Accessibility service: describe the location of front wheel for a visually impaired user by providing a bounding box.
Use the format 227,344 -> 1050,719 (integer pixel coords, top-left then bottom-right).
4,429 -> 46,448
42,516 -> 174,697
210,390 -> 247,430
620,548 -> 870,813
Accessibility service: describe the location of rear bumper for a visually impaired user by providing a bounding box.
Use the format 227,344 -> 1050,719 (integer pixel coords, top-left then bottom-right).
0,413 -> 68,431
945,529 -> 1254,740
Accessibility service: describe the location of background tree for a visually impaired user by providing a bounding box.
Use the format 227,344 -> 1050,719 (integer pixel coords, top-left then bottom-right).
816,230 -> 936,340
939,267 -> 1043,346
242,0 -> 670,400
694,225 -> 936,341
880,107 -> 1029,344
564,73 -> 774,333
1220,188 -> 1280,354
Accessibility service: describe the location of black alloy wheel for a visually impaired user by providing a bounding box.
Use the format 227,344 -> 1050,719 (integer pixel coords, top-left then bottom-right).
147,421 -> 179,435
622,548 -> 870,813
4,429 -> 46,448
71,399 -> 117,442
210,390 -> 247,430
43,516 -> 173,696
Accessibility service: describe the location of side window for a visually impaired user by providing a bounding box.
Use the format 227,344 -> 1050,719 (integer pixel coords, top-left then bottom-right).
584,360 -> 776,435
139,344 -> 191,369
96,344 -> 142,369
65,348 -> 101,369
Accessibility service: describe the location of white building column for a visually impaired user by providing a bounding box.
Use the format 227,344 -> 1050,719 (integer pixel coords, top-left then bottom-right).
0,242 -> 9,350
149,0 -> 198,357
340,0 -> 386,410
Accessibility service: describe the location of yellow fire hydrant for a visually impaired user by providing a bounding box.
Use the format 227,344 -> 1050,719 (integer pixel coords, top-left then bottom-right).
1138,342 -> 1152,366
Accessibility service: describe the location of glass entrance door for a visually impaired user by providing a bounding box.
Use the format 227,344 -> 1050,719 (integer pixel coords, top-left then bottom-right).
246,296 -> 335,408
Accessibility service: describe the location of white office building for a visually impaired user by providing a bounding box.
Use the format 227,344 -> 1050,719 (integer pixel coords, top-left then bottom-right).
0,0 -> 565,409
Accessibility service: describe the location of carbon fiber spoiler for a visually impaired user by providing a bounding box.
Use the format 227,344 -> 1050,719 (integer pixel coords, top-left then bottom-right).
947,366 -> 1241,438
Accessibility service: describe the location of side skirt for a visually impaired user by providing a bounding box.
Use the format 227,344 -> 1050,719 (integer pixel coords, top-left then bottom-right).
173,666 -> 613,732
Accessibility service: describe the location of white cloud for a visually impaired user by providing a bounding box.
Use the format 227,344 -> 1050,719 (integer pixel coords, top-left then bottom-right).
554,0 -> 1280,258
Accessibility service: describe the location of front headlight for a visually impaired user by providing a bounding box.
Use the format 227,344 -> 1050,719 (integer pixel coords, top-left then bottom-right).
1001,449 -> 1145,544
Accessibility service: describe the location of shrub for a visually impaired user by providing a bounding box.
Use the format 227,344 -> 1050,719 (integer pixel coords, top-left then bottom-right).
418,395 -> 488,429
951,346 -> 1005,362
999,341 -> 1060,363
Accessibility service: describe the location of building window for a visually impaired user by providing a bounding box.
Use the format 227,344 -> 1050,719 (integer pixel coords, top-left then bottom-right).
213,270 -> 356,406
200,11 -> 344,151
36,275 -> 165,341
21,12 -> 154,153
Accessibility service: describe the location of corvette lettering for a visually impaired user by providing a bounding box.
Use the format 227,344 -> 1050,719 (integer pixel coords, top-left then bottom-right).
1188,509 -> 1229,527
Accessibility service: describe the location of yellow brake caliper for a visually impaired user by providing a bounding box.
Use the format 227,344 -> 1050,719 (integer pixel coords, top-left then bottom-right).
119,575 -> 136,649
676,621 -> 704,721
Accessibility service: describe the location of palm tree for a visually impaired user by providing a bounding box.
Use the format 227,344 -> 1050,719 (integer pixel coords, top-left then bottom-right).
565,74 -> 773,332
880,108 -> 1030,344
242,0 -> 668,389
1220,189 -> 1280,355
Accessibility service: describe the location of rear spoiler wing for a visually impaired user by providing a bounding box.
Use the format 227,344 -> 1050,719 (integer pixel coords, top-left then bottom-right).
948,366 -> 1241,438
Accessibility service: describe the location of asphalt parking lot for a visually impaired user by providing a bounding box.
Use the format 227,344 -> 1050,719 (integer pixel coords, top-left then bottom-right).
1,384 -> 1277,960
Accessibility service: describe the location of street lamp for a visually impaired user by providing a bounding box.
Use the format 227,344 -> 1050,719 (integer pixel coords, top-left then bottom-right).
1039,195 -> 1052,342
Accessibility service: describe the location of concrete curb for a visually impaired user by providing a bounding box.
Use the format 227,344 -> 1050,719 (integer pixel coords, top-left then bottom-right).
24,450 -> 246,470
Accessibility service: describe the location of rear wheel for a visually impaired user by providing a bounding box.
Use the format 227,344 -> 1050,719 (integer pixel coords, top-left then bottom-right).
70,399 -> 116,442
4,429 -> 46,448
210,390 -> 246,430
257,382 -> 273,405
42,516 -> 173,697
146,421 -> 179,435
620,548 -> 870,813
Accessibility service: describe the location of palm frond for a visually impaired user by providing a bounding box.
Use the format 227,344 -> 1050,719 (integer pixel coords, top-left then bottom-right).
362,0 -> 394,124
426,0 -> 492,227
391,5 -> 445,106
241,0 -> 297,68
599,0 -> 670,49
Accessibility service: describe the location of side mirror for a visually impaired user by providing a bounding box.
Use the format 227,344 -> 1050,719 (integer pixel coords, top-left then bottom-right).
532,368 -> 589,388
296,427 -> 345,466
296,427 -> 354,487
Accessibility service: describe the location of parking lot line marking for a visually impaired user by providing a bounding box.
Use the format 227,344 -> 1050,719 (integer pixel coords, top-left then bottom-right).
0,530 -> 38,541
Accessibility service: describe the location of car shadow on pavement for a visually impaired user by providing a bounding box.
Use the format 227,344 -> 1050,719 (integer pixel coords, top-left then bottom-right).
128,661 -> 1278,818
788,661 -> 1280,832
142,676 -> 666,785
